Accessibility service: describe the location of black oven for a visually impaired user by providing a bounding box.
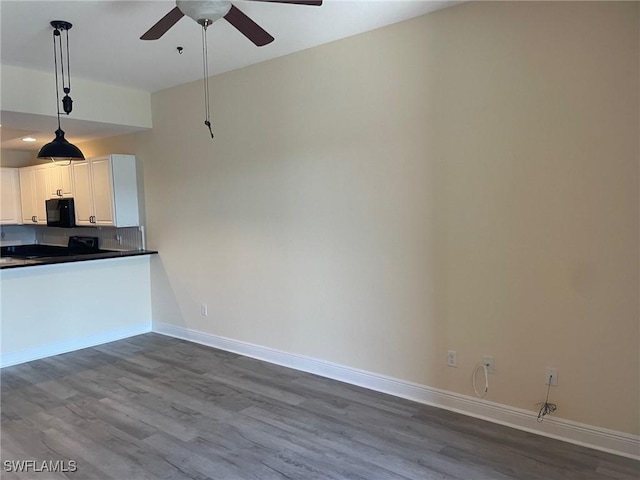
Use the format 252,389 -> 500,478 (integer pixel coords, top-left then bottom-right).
46,198 -> 76,228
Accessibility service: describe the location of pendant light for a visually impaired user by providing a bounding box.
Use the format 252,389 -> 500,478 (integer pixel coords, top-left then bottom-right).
37,20 -> 85,163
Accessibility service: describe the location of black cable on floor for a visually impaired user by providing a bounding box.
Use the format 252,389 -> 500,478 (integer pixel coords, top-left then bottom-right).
537,374 -> 557,422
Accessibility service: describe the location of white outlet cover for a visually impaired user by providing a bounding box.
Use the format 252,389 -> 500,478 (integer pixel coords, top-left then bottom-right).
447,350 -> 457,367
545,368 -> 558,386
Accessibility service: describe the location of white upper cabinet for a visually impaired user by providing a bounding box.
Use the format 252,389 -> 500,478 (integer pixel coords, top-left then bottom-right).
72,159 -> 93,225
48,163 -> 74,198
18,162 -> 75,225
90,156 -> 116,226
0,168 -> 22,225
19,165 -> 49,224
16,156 -> 139,228
71,154 -> 140,227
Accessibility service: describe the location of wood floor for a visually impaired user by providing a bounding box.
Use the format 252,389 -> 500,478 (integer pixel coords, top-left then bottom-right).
1,334 -> 638,480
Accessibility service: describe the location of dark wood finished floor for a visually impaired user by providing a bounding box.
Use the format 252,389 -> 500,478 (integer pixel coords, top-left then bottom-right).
1,334 -> 638,480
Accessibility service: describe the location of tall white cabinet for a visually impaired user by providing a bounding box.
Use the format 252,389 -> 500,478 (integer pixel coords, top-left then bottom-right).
19,165 -> 50,224
0,168 -> 22,225
72,154 -> 140,227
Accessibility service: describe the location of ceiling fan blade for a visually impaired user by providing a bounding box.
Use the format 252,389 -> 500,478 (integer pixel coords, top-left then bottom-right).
246,0 -> 322,5
140,6 -> 185,40
224,5 -> 274,47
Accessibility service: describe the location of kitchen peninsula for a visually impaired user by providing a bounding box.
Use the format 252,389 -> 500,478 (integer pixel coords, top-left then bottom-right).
0,154 -> 156,368
1,254 -> 155,368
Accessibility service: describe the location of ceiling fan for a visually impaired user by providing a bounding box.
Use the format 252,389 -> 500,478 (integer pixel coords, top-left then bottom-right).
141,0 -> 323,46
141,0 -> 322,139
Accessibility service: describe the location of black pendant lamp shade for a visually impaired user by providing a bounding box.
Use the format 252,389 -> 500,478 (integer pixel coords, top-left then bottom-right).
38,128 -> 85,160
38,20 -> 84,161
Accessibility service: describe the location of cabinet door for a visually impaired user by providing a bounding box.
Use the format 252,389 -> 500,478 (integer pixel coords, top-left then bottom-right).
72,160 -> 94,226
33,166 -> 49,224
48,164 -> 74,198
19,168 -> 36,224
59,164 -> 74,197
91,157 -> 115,226
48,165 -> 63,198
0,168 -> 21,225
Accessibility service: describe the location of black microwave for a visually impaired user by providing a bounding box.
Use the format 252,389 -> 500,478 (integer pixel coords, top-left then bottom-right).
46,198 -> 76,228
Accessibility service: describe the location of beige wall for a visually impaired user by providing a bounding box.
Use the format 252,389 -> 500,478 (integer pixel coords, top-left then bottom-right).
82,1 -> 639,434
0,149 -> 36,167
2,65 -> 152,128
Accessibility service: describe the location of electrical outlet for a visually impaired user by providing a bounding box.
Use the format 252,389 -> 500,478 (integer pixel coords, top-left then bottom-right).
483,355 -> 494,373
200,303 -> 208,316
545,368 -> 558,386
447,350 -> 457,367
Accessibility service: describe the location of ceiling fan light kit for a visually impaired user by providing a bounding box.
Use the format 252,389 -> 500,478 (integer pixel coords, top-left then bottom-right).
38,20 -> 85,163
141,0 -> 322,138
177,0 -> 232,23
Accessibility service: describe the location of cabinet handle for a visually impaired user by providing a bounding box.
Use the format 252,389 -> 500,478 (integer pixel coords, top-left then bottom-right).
32,216 -> 37,223
57,189 -> 62,197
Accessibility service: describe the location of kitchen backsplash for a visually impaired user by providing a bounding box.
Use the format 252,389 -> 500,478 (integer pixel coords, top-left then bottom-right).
0,225 -> 37,246
36,226 -> 145,251
1,225 -> 145,251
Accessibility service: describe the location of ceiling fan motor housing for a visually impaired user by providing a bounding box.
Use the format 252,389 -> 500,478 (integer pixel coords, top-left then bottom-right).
176,0 -> 232,23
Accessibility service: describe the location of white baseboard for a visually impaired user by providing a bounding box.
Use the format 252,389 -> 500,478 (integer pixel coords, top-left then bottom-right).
1,322 -> 152,368
154,322 -> 640,460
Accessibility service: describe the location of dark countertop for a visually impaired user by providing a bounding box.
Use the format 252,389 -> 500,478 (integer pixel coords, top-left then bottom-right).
0,249 -> 158,270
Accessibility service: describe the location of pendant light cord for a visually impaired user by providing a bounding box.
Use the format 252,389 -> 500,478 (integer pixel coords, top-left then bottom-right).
58,29 -> 66,96
52,28 -> 62,131
64,26 -> 71,94
201,22 -> 214,138
50,26 -> 72,166
56,27 -> 72,100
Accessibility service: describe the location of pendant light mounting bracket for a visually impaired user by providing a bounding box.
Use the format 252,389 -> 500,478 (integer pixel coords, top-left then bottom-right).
50,20 -> 72,31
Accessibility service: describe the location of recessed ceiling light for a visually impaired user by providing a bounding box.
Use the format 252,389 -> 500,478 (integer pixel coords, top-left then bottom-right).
22,137 -> 37,142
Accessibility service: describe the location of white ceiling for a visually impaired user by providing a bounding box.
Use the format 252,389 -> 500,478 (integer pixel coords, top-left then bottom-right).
0,0 -> 459,150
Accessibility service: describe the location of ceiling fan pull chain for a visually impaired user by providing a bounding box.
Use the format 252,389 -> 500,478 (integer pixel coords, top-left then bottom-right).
201,21 -> 214,139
